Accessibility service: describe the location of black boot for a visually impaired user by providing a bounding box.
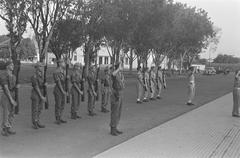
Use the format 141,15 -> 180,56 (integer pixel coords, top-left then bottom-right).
1,127 -> 9,136
71,113 -> 77,120
7,127 -> 16,135
55,116 -> 61,125
75,113 -> 81,119
116,128 -> 123,134
110,127 -> 118,136
37,122 -> 45,128
32,122 -> 39,129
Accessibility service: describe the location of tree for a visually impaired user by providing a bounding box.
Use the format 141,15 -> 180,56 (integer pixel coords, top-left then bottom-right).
0,0 -> 28,114
26,0 -> 73,109
17,38 -> 36,60
213,54 -> 240,64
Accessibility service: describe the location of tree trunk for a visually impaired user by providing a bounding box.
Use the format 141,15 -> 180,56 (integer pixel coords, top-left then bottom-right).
13,59 -> 20,114
128,48 -> 133,72
179,54 -> 183,75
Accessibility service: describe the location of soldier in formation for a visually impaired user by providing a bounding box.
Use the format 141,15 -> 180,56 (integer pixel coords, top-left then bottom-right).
110,62 -> 124,136
87,65 -> 97,116
31,62 -> 46,129
53,59 -> 68,124
101,66 -> 111,113
70,63 -> 83,119
0,61 -> 17,136
136,66 -> 144,103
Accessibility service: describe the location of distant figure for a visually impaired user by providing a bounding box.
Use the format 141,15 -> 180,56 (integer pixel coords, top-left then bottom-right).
136,66 -> 144,103
186,66 -> 196,106
0,61 -> 17,136
232,70 -> 240,117
143,67 -> 150,102
156,66 -> 163,99
150,66 -> 157,100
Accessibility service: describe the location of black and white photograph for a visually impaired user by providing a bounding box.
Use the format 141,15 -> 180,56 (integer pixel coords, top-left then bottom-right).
0,0 -> 239,157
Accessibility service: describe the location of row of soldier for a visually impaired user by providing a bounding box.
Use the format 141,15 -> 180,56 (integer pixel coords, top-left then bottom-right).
1,59 -> 125,136
136,66 -> 166,103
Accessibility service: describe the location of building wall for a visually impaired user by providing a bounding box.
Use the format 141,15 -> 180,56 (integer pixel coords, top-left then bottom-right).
46,46 -> 169,69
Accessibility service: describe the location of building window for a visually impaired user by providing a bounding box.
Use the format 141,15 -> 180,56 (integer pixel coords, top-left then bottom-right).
125,57 -> 129,65
74,55 -> 77,61
104,57 -> 108,64
99,56 -> 103,65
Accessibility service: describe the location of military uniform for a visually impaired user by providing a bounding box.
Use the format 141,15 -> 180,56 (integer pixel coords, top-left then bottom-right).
53,67 -> 67,123
187,68 -> 195,105
1,70 -> 16,136
150,68 -> 156,100
143,69 -> 150,101
31,63 -> 46,129
110,70 -> 124,136
156,68 -> 163,99
87,67 -> 96,116
70,68 -> 82,119
232,71 -> 240,117
101,68 -> 110,113
137,69 -> 144,103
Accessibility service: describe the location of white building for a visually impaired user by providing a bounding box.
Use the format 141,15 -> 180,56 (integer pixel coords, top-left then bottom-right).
46,46 -> 169,69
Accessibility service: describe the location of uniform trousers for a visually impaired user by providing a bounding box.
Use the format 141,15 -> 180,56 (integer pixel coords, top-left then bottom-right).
232,88 -> 240,116
110,90 -> 123,128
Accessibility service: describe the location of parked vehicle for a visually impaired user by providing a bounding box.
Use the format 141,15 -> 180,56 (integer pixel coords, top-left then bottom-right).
203,67 -> 216,75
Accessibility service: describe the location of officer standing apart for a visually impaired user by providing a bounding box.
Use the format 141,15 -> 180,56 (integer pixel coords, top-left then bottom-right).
101,66 -> 110,113
232,69 -> 240,117
136,66 -> 144,103
87,65 -> 97,116
31,62 -> 47,129
70,63 -> 83,119
53,59 -> 68,124
1,61 -> 17,136
110,62 -> 124,136
186,66 -> 196,105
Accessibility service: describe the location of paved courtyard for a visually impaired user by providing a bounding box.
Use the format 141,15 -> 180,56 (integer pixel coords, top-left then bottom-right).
0,74 -> 235,158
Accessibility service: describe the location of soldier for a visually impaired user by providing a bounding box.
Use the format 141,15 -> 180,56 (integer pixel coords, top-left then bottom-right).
101,66 -> 110,113
53,59 -> 68,124
136,66 -> 144,103
143,67 -> 150,102
87,65 -> 97,116
70,63 -> 83,119
31,62 -> 47,129
186,66 -> 196,105
110,62 -> 124,136
0,61 -> 17,136
150,66 -> 157,100
232,69 -> 240,117
156,66 -> 163,99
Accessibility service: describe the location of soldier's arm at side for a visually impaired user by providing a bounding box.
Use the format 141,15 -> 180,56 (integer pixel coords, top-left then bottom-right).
3,84 -> 16,106
32,76 -> 45,100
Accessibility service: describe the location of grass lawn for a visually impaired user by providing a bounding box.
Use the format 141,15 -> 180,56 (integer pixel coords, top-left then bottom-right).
0,70 -> 235,158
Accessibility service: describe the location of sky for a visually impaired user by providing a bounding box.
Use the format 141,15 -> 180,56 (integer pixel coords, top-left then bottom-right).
0,0 -> 240,59
175,0 -> 240,59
